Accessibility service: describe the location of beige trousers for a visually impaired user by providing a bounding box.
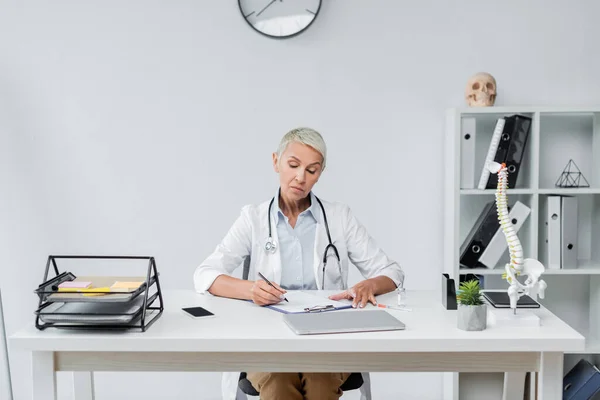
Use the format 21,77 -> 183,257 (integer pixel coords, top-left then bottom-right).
246,372 -> 352,400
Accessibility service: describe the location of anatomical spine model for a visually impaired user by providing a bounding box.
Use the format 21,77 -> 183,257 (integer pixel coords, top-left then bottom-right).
487,161 -> 547,312
465,72 -> 497,107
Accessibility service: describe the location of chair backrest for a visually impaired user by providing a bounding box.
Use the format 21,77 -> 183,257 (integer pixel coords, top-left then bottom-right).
242,256 -> 251,281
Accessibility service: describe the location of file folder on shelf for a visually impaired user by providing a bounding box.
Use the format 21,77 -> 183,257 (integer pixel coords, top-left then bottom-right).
478,114 -> 532,189
33,255 -> 164,331
477,201 -> 531,269
461,117 -> 476,189
478,117 -> 505,190
544,196 -> 562,269
561,195 -> 578,269
460,201 -> 499,268
497,114 -> 531,189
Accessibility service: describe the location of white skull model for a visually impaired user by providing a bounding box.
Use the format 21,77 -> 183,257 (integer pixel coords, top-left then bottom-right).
465,72 -> 497,107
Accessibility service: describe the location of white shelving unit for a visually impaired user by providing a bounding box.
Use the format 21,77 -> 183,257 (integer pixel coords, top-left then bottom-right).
443,106 -> 600,399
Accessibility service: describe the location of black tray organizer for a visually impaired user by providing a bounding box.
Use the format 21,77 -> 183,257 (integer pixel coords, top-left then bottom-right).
34,255 -> 164,332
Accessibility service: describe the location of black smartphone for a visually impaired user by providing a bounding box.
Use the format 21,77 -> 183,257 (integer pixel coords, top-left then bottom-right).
182,306 -> 215,319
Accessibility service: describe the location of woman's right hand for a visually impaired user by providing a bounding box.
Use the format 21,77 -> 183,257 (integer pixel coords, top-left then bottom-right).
250,280 -> 287,306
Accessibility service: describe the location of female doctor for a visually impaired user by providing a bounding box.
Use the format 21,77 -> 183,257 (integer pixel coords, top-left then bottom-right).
193,128 -> 405,400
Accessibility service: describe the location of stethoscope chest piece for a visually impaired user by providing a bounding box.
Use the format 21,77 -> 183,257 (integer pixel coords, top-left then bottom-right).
264,237 -> 277,253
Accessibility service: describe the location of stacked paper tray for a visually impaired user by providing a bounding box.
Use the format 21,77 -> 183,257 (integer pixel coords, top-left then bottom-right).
40,275 -> 155,303
33,255 -> 164,332
35,275 -> 159,325
36,292 -> 159,324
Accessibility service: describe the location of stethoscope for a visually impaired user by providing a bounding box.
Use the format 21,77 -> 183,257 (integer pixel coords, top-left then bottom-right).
265,194 -> 341,289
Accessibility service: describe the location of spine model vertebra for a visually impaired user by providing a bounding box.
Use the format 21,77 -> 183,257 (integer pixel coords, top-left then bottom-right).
491,162 -> 523,280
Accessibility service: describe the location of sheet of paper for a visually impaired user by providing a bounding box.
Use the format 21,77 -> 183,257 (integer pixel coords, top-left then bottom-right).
110,281 -> 144,293
58,281 -> 92,288
111,281 -> 143,289
269,291 -> 351,313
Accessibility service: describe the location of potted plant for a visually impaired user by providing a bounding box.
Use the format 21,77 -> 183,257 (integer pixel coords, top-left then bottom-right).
456,279 -> 487,331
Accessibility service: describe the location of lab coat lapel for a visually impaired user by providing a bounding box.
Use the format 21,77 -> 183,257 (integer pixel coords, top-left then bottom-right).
267,205 -> 283,284
313,208 -> 328,290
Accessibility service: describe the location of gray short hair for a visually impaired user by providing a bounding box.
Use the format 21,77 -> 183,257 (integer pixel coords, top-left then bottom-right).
276,127 -> 327,171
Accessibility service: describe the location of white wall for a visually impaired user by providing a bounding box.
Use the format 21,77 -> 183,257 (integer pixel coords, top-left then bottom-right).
1,1 -> 599,399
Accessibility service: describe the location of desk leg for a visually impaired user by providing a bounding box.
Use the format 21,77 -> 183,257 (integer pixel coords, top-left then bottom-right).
528,371 -> 537,400
538,352 -> 562,400
502,372 -> 526,400
32,351 -> 56,400
72,372 -> 95,400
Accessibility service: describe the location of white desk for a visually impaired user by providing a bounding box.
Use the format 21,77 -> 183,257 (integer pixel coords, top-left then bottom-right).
10,290 -> 584,400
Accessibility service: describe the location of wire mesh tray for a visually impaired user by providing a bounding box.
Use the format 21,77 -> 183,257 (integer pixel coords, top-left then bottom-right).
36,292 -> 159,324
37,275 -> 158,303
34,255 -> 164,331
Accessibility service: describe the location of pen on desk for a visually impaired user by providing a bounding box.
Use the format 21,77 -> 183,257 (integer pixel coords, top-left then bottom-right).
257,272 -> 288,302
377,304 -> 412,312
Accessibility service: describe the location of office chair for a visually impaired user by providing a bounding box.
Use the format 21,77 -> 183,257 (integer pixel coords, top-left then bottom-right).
237,256 -> 364,396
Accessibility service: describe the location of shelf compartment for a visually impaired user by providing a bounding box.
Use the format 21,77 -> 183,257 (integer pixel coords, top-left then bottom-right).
460,113 -> 535,190
459,194 -> 535,270
539,113 -> 599,189
537,194 -> 600,272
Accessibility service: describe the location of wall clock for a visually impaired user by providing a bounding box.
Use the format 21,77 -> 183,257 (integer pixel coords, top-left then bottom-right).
238,0 -> 322,39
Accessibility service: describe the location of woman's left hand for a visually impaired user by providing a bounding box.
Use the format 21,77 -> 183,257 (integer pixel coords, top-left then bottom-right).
328,279 -> 378,308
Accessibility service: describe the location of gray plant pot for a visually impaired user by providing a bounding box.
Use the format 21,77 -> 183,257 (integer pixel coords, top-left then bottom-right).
457,304 -> 487,331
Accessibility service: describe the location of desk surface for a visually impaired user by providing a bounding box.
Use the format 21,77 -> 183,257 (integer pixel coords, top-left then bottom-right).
11,290 -> 584,353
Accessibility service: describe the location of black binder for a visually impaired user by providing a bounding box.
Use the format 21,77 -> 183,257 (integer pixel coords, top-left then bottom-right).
563,358 -> 600,400
485,114 -> 532,189
459,201 -> 502,268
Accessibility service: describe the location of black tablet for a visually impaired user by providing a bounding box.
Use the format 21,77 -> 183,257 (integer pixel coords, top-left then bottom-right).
482,291 -> 540,308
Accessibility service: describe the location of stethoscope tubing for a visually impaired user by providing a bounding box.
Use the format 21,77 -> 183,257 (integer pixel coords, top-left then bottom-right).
265,193 -> 341,288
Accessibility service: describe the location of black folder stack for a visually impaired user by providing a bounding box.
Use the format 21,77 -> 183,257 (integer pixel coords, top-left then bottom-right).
479,114 -> 532,189
460,201 -> 503,268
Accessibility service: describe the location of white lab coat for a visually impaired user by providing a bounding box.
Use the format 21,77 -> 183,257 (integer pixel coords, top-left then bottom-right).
194,195 -> 404,400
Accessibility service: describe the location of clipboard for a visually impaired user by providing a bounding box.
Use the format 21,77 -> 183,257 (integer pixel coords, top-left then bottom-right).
260,291 -> 353,314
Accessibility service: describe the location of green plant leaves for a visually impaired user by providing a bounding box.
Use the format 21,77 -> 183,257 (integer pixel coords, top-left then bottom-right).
456,279 -> 484,306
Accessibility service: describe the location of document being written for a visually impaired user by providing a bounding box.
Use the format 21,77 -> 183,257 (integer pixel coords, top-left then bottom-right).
267,291 -> 352,314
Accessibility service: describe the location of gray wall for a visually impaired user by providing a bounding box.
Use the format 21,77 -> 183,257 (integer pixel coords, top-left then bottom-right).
1,1 -> 599,399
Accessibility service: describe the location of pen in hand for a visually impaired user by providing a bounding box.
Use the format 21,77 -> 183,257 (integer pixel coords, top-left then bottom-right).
257,272 -> 289,302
